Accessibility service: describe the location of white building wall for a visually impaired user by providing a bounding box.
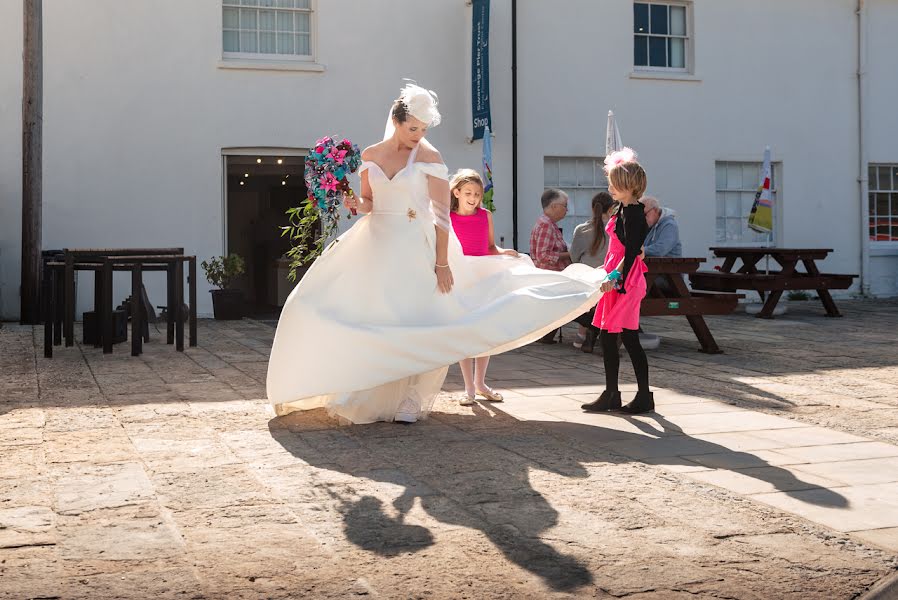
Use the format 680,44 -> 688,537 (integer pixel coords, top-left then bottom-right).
517,0 -> 864,289
866,0 -> 898,296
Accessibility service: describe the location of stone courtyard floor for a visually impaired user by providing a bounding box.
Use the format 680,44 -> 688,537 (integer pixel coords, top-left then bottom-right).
2,299 -> 898,599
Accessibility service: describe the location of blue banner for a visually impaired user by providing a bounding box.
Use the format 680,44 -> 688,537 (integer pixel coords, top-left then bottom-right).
471,0 -> 491,141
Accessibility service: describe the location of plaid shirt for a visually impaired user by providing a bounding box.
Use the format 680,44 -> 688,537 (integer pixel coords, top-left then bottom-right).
530,214 -> 571,271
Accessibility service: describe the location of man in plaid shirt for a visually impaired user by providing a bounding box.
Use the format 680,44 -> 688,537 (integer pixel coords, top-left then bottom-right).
529,189 -> 572,343
530,189 -> 571,271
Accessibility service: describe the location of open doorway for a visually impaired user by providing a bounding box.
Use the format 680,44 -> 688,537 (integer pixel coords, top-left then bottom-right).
225,153 -> 308,319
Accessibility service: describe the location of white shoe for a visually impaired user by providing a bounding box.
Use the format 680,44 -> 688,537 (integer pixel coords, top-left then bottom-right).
459,394 -> 476,406
394,397 -> 420,424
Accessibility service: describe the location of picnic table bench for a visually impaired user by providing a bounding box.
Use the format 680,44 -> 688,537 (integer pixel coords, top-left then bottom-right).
688,247 -> 857,319
42,249 -> 197,357
641,257 -> 743,354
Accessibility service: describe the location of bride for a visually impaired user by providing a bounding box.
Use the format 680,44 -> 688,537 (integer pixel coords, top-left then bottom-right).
266,82 -> 605,424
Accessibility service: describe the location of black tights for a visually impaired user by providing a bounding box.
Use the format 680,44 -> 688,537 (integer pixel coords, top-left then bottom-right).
600,329 -> 650,393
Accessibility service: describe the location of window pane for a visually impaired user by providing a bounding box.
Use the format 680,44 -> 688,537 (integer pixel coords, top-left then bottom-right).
295,33 -> 310,55
259,9 -> 275,30
726,193 -> 742,217
868,165 -> 878,190
277,32 -> 294,54
634,35 -> 648,66
239,31 -> 257,52
669,38 -> 685,68
869,216 -> 877,239
277,11 -> 293,31
650,4 -> 669,35
276,0 -> 294,6
670,5 -> 686,35
559,160 -> 577,186
726,163 -> 743,190
649,36 -> 666,67
544,159 -> 558,185
869,192 -> 877,216
716,218 -> 726,242
715,164 -> 727,189
223,0 -> 240,5
880,166 -> 893,191
726,218 -> 742,242
223,7 -> 239,28
239,8 -> 257,29
295,12 -> 309,33
577,158 -> 595,186
877,193 -> 890,216
260,31 -> 276,53
743,163 -> 760,188
240,0 -> 258,6
223,30 -> 239,52
259,0 -> 275,6
634,3 -> 649,33
295,0 -> 311,8
716,192 -> 726,216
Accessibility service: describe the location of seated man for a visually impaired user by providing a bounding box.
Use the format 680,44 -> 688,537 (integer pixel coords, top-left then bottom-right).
529,189 -> 571,343
642,196 -> 683,298
642,196 -> 682,258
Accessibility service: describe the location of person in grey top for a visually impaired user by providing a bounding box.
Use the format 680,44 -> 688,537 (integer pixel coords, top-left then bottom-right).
642,196 -> 682,257
570,192 -> 616,267
570,192 -> 616,349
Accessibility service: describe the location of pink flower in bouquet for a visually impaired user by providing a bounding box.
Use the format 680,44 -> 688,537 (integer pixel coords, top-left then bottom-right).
341,138 -> 352,147
319,172 -> 339,192
314,145 -> 325,154
316,136 -> 332,147
329,149 -> 348,165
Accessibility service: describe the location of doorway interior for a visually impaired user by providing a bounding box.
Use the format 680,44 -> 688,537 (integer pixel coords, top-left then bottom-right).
224,153 -> 307,319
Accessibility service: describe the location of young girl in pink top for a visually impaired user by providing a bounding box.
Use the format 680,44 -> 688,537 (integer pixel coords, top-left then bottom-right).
449,169 -> 519,405
581,149 -> 654,414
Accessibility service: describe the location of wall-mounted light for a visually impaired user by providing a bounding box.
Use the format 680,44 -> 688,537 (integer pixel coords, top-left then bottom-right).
256,158 -> 262,164
239,180 -> 245,186
277,158 -> 283,165
244,173 -> 249,178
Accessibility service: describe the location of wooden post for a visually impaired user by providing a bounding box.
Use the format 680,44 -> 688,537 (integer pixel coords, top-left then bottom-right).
21,0 -> 43,324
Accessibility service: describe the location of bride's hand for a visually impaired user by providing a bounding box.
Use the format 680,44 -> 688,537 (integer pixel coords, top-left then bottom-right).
343,195 -> 359,211
435,264 -> 454,294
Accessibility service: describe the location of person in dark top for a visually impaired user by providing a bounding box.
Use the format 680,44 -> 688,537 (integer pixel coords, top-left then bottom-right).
581,148 -> 654,414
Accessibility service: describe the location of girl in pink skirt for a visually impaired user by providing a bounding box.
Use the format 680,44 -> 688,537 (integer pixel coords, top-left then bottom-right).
449,169 -> 519,405
581,149 -> 654,414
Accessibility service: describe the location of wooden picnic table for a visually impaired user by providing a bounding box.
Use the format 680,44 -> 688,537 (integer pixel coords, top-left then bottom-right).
42,249 -> 196,357
641,257 -> 743,354
688,247 -> 857,319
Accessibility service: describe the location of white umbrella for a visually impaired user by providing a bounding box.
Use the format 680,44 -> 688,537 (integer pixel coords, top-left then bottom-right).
605,110 -> 623,155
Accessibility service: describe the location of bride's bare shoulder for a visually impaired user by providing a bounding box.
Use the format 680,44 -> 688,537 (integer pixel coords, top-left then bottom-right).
361,142 -> 385,161
416,139 -> 443,164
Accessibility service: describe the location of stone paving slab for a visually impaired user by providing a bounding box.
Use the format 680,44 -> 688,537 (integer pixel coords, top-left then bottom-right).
2,300 -> 898,598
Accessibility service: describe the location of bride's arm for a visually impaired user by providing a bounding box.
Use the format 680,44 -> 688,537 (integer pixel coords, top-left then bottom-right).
356,170 -> 373,214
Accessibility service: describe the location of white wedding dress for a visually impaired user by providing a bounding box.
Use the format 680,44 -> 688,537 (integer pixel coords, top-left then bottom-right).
266,145 -> 605,424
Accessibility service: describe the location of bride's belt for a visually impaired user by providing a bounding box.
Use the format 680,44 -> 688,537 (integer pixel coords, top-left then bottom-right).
370,207 -> 424,221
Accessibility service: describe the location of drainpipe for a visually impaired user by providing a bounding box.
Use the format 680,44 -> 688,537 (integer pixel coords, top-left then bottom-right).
511,0 -> 519,249
857,0 -> 870,295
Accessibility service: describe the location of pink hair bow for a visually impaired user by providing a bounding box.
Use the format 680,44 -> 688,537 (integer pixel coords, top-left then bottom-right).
603,147 -> 637,173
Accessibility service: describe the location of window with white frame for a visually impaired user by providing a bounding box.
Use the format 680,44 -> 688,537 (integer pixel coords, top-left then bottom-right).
715,161 -> 779,244
869,164 -> 898,242
544,157 -> 607,240
223,0 -> 312,59
634,2 -> 689,70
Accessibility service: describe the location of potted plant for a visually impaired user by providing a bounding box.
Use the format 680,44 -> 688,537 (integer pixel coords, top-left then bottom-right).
201,253 -> 246,320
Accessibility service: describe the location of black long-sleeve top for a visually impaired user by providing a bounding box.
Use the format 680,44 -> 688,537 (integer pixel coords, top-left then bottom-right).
614,202 -> 649,293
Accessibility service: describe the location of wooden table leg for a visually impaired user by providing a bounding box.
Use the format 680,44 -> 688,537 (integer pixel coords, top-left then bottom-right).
53,267 -> 63,345
93,270 -> 103,347
102,260 -> 114,354
756,258 -> 796,319
175,260 -> 184,352
166,264 -> 175,345
685,315 -> 722,354
758,290 -> 784,319
131,264 -> 143,356
189,257 -> 197,347
42,266 -> 53,358
64,254 -> 74,347
802,258 -> 843,317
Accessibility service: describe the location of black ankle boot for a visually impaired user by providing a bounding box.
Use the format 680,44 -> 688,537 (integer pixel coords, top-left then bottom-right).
620,391 -> 654,414
536,329 -> 557,344
581,391 -> 622,412
581,329 -> 598,353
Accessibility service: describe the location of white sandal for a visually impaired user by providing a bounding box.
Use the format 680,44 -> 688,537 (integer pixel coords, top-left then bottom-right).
476,388 -> 504,402
459,394 -> 476,406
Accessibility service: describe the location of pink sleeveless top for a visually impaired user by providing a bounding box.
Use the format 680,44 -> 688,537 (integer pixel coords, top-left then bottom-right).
451,208 -> 490,256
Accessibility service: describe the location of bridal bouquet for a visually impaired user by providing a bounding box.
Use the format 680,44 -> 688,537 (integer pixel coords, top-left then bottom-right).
282,135 -> 363,281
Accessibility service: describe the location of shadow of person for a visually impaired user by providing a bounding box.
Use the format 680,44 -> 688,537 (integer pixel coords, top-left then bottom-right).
541,409 -> 849,509
268,407 -> 594,592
